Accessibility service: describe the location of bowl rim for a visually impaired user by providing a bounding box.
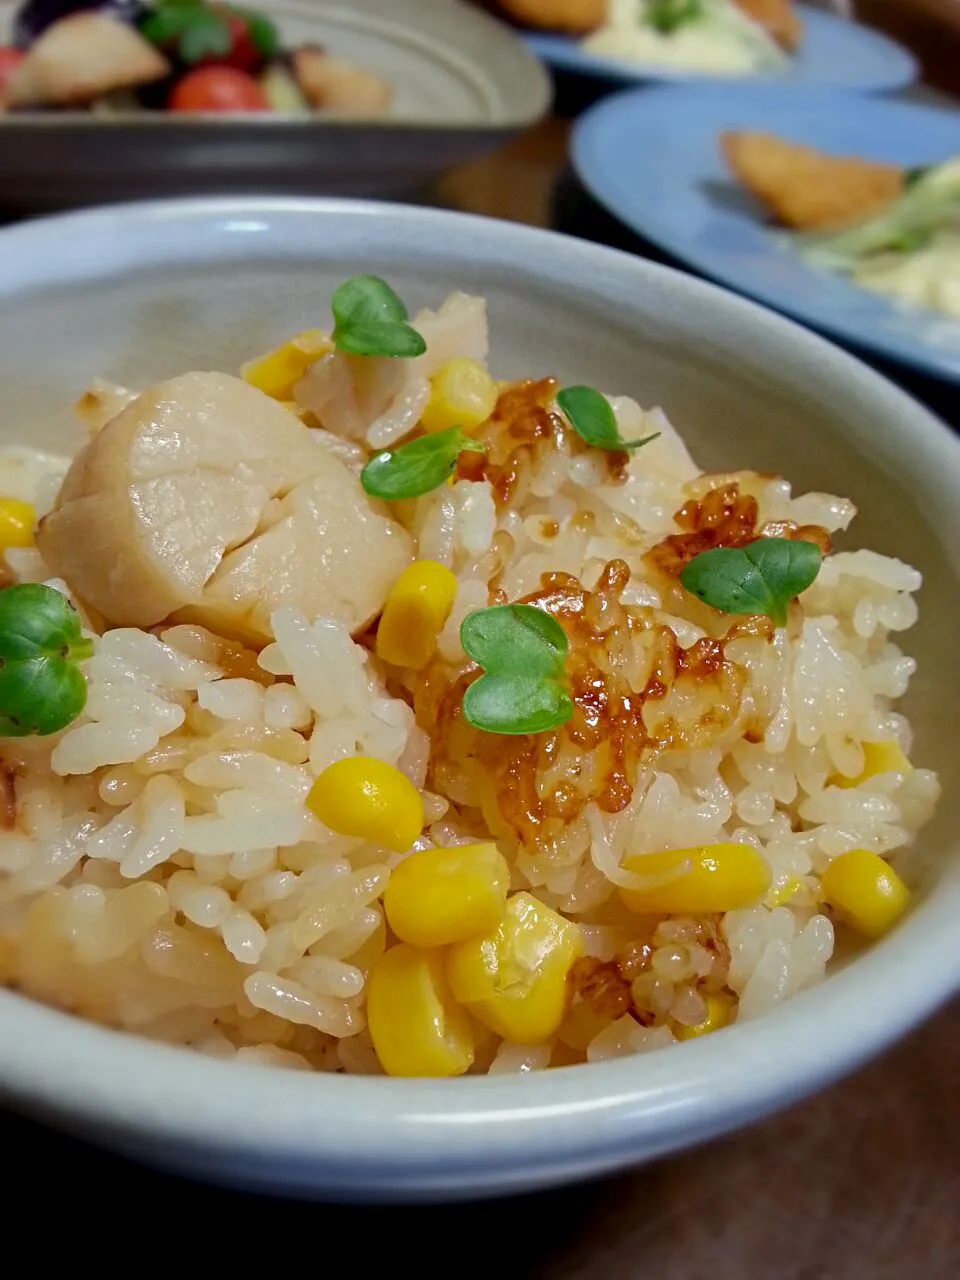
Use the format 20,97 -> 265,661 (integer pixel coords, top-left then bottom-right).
0,195 -> 958,1191
0,0 -> 552,133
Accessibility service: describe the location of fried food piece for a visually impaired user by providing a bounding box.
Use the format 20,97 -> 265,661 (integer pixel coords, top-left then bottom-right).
732,0 -> 803,52
292,46 -> 392,117
721,131 -> 904,231
6,14 -> 169,108
492,0 -> 607,35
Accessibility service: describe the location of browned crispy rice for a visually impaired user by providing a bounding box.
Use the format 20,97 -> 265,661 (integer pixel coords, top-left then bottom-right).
721,131 -> 905,231
732,0 -> 803,52
490,0 -> 607,35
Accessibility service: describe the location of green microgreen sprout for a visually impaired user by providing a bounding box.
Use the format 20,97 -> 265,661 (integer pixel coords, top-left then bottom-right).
460,603 -> 573,735
556,385 -> 660,452
361,426 -> 484,501
0,583 -> 93,737
331,275 -> 427,359
679,537 -> 823,627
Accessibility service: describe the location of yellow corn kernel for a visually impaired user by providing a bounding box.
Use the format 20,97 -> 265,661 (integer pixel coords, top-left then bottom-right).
305,756 -> 423,853
384,842 -> 510,948
673,993 -> 733,1041
241,330 -> 332,400
375,559 -> 457,670
367,943 -> 474,1077
832,740 -> 913,789
821,848 -> 910,939
618,843 -> 771,915
0,498 -> 36,550
420,358 -> 497,434
446,892 -> 583,1045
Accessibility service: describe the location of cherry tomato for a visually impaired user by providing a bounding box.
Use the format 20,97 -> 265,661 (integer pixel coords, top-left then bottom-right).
168,66 -> 269,112
0,46 -> 25,91
215,11 -> 263,73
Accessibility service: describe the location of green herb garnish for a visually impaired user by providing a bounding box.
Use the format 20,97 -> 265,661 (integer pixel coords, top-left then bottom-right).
0,584 -> 93,737
679,537 -> 822,627
556,385 -> 660,452
140,2 -> 278,66
141,3 -> 231,64
331,276 -> 427,358
646,0 -> 703,35
460,604 -> 573,735
233,6 -> 279,58
361,427 -> 484,500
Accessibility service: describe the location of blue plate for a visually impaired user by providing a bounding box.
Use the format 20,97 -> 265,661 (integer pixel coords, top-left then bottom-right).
525,6 -> 916,93
571,84 -> 960,381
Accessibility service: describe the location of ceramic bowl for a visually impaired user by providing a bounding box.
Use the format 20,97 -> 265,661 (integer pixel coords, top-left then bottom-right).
0,0 -> 551,213
0,197 -> 957,1202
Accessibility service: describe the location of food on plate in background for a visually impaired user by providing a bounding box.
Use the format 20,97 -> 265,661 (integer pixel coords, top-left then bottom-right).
732,0 -> 801,51
490,0 -> 803,73
167,63 -> 268,111
722,132 -> 905,230
723,132 -> 960,317
0,43 -> 24,106
3,12 -> 168,107
290,44 -> 392,115
492,0 -> 608,33
0,0 -> 393,115
0,276 -> 938,1077
581,0 -> 796,73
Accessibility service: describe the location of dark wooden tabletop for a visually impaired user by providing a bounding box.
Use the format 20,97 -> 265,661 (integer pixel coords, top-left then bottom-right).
2,75 -> 959,1275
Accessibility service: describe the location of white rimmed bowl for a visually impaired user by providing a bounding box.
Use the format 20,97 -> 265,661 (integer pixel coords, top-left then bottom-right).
0,197 -> 957,1202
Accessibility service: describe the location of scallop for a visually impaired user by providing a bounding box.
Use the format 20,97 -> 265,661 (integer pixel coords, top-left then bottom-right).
37,371 -> 413,643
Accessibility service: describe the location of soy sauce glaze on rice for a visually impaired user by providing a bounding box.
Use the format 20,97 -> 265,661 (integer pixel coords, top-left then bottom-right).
0,279 -> 939,1076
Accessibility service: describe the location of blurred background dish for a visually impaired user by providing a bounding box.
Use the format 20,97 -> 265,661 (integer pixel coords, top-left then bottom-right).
514,1 -> 917,91
571,84 -> 960,380
0,0 -> 551,213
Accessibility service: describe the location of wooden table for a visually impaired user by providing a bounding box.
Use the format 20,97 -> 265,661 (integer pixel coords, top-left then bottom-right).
3,109 -> 959,1273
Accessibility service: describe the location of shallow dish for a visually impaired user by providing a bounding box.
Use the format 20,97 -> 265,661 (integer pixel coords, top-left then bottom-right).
572,84 -> 960,382
523,4 -> 917,93
0,0 -> 551,213
0,196 -> 958,1202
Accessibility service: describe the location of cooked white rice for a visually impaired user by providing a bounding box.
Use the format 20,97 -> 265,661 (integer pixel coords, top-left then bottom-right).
0,289 -> 939,1075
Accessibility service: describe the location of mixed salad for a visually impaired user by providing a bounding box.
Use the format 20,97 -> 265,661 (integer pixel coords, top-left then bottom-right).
0,0 -> 393,114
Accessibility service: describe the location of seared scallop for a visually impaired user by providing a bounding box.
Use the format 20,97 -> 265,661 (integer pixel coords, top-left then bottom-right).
37,371 -> 413,642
